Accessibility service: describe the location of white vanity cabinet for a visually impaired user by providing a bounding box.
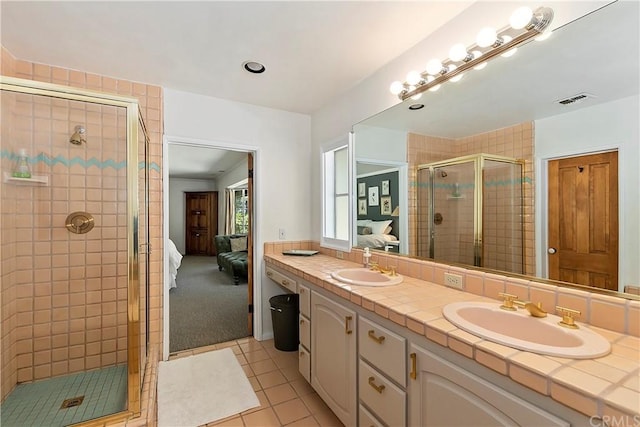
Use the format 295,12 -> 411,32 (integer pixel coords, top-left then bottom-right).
298,284 -> 311,382
358,316 -> 407,426
265,266 -> 297,293
311,291 -> 357,427
408,344 -> 570,427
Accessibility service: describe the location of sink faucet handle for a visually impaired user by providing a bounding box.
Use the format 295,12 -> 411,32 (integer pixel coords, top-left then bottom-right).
498,292 -> 518,311
556,306 -> 581,329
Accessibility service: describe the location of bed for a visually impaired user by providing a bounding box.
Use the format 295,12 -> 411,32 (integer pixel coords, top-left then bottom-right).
356,219 -> 398,249
167,239 -> 183,290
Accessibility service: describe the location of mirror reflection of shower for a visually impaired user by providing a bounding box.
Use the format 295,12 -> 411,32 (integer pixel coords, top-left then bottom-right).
69,125 -> 86,145
418,153 -> 525,274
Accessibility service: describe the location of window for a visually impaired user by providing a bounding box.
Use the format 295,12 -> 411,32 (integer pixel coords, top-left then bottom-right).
321,134 -> 352,252
233,188 -> 248,234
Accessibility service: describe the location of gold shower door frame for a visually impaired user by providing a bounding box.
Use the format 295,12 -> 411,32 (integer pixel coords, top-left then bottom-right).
417,153 -> 525,270
0,76 -> 145,423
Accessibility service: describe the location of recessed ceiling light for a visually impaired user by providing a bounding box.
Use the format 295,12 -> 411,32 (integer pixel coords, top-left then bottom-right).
409,103 -> 424,110
243,61 -> 266,74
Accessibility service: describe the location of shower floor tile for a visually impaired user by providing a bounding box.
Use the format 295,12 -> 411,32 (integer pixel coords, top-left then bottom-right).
0,364 -> 127,427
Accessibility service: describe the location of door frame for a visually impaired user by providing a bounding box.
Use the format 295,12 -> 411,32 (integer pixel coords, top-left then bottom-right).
537,146 -> 623,285
162,135 -> 261,360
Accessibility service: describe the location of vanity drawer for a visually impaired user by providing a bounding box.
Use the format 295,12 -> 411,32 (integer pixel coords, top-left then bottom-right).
298,284 -> 311,318
298,344 -> 310,383
299,314 -> 310,350
358,316 -> 406,386
266,266 -> 297,293
359,359 -> 406,427
359,404 -> 385,427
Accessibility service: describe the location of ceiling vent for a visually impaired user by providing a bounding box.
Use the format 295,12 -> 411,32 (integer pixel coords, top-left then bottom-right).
556,92 -> 596,106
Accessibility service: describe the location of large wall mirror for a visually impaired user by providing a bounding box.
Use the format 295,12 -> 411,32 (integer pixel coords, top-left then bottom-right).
352,1 -> 639,297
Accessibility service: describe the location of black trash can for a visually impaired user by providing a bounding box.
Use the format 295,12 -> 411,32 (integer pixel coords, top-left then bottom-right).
269,294 -> 299,351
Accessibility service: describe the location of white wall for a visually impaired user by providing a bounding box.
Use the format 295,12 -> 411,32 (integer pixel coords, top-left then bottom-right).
535,95 -> 640,290
354,125 -> 407,162
215,158 -> 249,234
310,1 -> 611,241
163,88 -> 311,341
168,177 -> 217,253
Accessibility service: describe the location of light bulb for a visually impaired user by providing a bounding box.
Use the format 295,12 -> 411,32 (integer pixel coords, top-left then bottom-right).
426,76 -> 441,92
500,36 -> 517,57
448,66 -> 464,82
476,27 -> 497,48
449,43 -> 468,62
389,81 -> 404,95
406,70 -> 422,86
473,62 -> 487,71
509,7 -> 533,30
407,85 -> 422,100
426,59 -> 443,76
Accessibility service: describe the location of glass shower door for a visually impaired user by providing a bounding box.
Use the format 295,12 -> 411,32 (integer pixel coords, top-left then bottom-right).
430,161 -> 476,266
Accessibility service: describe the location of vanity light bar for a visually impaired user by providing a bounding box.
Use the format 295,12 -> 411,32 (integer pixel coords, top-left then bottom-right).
391,6 -> 554,101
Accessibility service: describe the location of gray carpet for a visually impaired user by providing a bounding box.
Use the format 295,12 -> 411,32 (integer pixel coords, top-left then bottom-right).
169,256 -> 249,353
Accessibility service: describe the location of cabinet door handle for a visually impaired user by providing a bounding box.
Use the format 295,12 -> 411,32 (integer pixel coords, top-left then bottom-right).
345,315 -> 353,335
410,352 -> 417,380
368,376 -> 385,394
282,279 -> 290,286
368,330 -> 386,344
266,271 -> 273,277
300,319 -> 304,325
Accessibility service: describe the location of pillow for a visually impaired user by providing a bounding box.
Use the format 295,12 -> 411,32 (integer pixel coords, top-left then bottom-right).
383,226 -> 393,235
369,220 -> 392,235
357,226 -> 373,235
229,236 -> 247,252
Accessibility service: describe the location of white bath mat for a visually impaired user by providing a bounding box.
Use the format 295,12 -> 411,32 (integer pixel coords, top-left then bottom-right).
157,348 -> 259,426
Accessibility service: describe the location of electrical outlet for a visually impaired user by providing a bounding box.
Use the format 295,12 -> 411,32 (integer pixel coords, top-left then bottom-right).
278,228 -> 286,240
444,272 -> 464,290
335,251 -> 344,259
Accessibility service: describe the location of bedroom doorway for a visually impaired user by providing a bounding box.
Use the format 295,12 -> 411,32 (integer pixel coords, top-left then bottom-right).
164,141 -> 255,356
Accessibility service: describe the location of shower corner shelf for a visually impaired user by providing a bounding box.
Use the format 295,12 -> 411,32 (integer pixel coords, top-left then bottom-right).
446,194 -> 466,200
3,172 -> 49,185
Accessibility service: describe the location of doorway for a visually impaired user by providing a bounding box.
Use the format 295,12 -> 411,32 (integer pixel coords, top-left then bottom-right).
164,142 -> 255,355
547,151 -> 618,290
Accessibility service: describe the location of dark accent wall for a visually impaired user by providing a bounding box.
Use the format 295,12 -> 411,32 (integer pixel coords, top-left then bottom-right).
357,170 -> 400,238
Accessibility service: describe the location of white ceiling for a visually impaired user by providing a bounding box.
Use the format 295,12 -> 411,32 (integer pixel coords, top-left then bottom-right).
1,1 -> 475,180
1,1 -> 472,115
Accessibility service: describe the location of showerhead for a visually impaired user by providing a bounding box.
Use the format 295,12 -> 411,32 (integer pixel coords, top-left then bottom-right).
70,125 -> 86,145
439,170 -> 448,178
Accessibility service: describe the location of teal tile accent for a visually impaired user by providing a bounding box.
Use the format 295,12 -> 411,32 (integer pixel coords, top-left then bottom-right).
0,365 -> 127,427
2,150 -> 160,172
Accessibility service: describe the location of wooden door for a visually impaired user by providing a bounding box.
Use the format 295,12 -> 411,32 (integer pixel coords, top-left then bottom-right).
185,191 -> 218,255
247,153 -> 254,335
548,151 -> 618,290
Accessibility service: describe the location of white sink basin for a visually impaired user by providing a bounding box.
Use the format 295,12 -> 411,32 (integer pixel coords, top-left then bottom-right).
442,302 -> 611,359
331,268 -> 403,287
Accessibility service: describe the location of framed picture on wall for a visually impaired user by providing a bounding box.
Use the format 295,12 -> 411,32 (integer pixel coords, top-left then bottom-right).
381,196 -> 392,215
358,182 -> 366,198
358,199 -> 367,215
381,180 -> 390,196
368,186 -> 379,206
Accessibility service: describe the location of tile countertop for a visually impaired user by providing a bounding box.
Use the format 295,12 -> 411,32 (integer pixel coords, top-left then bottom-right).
264,253 -> 640,421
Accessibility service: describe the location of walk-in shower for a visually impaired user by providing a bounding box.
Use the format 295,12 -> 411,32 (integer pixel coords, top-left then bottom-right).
0,77 -> 150,426
417,153 -> 525,274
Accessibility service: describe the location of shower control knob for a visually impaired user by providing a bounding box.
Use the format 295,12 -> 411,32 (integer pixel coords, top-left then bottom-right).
548,247 -> 557,254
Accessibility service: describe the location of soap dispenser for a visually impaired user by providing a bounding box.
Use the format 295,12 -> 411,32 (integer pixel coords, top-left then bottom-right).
12,149 -> 31,178
363,247 -> 371,268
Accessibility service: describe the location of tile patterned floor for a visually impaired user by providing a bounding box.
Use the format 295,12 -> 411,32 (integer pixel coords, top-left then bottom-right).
168,337 -> 344,427
0,364 -> 127,427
